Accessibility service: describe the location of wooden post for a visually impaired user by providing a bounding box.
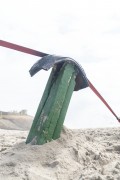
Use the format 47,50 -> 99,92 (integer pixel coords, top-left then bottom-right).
26,62 -> 77,145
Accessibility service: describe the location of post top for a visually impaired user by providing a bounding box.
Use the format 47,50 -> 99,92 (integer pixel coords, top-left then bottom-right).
29,55 -> 89,91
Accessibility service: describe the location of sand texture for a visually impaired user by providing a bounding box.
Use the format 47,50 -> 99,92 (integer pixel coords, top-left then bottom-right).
0,115 -> 33,130
0,121 -> 120,180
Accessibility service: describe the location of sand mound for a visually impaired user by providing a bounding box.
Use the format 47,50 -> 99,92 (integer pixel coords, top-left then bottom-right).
0,127 -> 120,180
0,115 -> 33,130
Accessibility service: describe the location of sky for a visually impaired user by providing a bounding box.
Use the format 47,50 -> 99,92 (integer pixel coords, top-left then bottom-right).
0,0 -> 120,128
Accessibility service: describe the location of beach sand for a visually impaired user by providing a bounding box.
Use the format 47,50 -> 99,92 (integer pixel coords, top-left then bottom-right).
0,116 -> 120,180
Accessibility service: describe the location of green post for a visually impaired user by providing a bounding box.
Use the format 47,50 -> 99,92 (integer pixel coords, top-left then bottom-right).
26,62 -> 77,145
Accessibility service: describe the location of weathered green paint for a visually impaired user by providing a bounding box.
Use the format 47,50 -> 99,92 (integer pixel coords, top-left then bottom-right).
53,72 -> 76,139
26,68 -> 56,143
26,63 -> 77,145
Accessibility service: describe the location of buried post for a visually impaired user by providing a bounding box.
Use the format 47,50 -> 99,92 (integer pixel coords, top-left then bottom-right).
26,55 -> 88,145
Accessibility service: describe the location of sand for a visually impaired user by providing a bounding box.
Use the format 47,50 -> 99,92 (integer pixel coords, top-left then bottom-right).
0,121 -> 120,180
0,115 -> 33,130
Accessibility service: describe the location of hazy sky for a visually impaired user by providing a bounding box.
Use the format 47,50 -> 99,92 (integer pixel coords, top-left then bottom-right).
0,0 -> 120,128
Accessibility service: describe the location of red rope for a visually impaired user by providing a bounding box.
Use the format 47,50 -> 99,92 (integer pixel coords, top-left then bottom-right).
88,80 -> 120,123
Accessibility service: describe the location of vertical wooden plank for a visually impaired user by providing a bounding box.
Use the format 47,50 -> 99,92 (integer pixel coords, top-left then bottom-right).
26,67 -> 56,143
26,63 -> 76,145
53,72 -> 76,139
42,63 -> 76,142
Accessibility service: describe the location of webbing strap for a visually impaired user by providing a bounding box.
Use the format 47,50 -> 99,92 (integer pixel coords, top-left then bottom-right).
0,40 -> 48,57
88,80 -> 120,122
0,40 -> 119,122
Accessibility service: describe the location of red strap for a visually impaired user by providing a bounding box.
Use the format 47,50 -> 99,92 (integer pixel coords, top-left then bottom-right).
0,40 -> 119,123
88,80 -> 120,122
0,40 -> 48,57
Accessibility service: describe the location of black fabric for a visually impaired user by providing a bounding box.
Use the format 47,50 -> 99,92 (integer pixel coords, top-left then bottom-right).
29,55 -> 89,91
